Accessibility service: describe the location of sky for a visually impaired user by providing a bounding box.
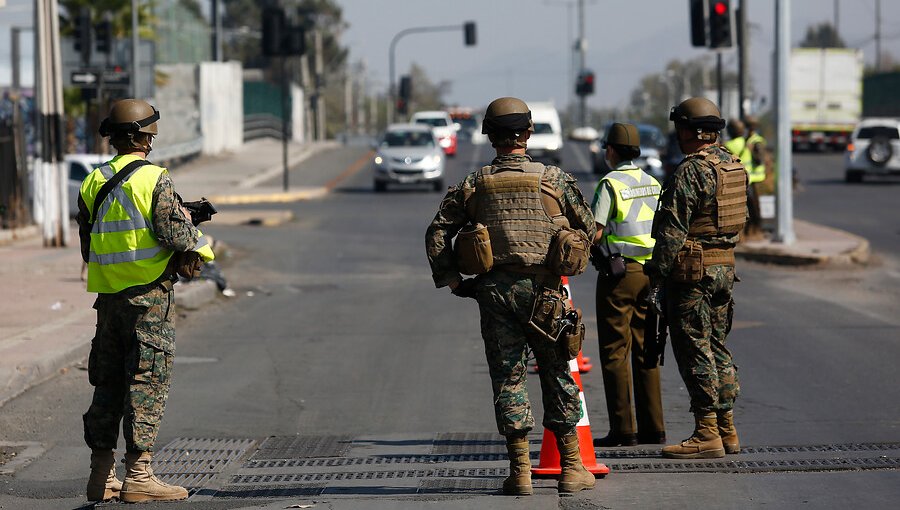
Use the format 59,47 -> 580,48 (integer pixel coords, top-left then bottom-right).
3,0 -> 900,113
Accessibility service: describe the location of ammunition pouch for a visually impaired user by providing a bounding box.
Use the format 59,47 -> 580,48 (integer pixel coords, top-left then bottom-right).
528,286 -> 584,360
173,251 -> 203,280
671,241 -> 736,283
546,227 -> 590,276
454,223 -> 493,275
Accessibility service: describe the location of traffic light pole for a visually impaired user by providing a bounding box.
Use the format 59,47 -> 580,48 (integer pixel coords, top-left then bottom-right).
774,0 -> 795,244
577,0 -> 587,127
387,24 -> 471,124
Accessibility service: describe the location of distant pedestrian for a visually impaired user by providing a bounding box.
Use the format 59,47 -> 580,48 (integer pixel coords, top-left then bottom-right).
646,97 -> 747,459
589,123 -> 666,448
76,99 -> 214,502
426,97 -> 597,495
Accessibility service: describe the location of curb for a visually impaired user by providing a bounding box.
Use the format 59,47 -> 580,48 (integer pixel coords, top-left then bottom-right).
736,226 -> 871,267
175,280 -> 220,310
0,225 -> 39,246
209,187 -> 328,205
235,141 -> 340,189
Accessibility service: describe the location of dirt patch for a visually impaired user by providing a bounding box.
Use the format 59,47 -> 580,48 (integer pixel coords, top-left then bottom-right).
0,445 -> 26,468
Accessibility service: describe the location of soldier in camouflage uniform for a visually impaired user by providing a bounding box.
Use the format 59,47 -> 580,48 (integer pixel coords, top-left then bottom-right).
645,97 -> 747,459
426,97 -> 597,495
76,99 -> 214,502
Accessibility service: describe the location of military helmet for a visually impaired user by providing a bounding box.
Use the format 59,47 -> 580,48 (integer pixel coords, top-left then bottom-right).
669,97 -> 725,132
726,118 -> 745,138
481,97 -> 534,135
99,99 -> 160,137
604,122 -> 640,149
743,115 -> 760,130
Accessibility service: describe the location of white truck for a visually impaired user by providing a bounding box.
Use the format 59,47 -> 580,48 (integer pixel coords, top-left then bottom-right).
789,48 -> 863,151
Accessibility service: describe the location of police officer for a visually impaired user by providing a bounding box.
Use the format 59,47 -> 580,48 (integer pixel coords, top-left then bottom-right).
425,97 -> 597,495
77,99 -> 215,502
590,123 -> 666,448
724,118 -> 762,236
743,116 -> 767,235
646,98 -> 747,459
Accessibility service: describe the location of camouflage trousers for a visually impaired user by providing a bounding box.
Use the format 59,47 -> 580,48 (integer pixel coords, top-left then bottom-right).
475,271 -> 582,438
83,281 -> 176,453
668,265 -> 740,414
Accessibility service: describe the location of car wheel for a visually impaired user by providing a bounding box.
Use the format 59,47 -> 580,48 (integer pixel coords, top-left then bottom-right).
845,170 -> 863,183
432,180 -> 445,192
866,137 -> 892,167
374,181 -> 387,192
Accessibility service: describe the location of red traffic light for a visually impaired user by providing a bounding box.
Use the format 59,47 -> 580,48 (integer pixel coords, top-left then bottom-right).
714,1 -> 727,15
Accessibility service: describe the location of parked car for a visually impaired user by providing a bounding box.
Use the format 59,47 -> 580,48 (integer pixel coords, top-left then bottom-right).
66,154 -> 110,216
569,126 -> 599,142
372,124 -> 445,192
590,123 -> 667,181
526,102 -> 564,164
411,110 -> 458,157
844,118 -> 900,182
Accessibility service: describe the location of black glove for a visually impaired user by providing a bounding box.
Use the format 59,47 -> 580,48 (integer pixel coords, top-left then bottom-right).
589,244 -> 605,272
451,278 -> 478,299
647,284 -> 665,317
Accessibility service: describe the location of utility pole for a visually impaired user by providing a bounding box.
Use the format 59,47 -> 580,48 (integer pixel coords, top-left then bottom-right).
774,0 -> 795,244
300,53 -> 313,143
132,0 -> 140,97
211,0 -> 222,61
875,0 -> 882,72
344,67 -> 353,137
34,0 -> 68,246
833,0 -> 839,39
577,0 -> 587,127
314,30 -> 325,141
737,1 -> 748,119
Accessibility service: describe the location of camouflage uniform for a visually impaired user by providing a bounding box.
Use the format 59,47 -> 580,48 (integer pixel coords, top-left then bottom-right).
645,145 -> 741,415
426,153 -> 596,437
77,171 -> 199,452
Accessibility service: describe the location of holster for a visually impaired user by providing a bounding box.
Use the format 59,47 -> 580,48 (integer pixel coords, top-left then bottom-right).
671,240 -> 704,283
527,285 -> 584,360
454,223 -> 493,275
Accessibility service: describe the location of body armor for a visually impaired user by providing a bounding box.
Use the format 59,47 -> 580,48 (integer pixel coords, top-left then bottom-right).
686,150 -> 748,239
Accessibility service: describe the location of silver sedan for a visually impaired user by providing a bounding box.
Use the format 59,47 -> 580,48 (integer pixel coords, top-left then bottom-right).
372,124 -> 445,192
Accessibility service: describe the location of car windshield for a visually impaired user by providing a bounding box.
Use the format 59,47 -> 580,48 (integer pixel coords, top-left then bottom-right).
383,131 -> 434,147
856,126 -> 900,139
638,126 -> 666,147
414,117 -> 448,127
533,123 -> 555,135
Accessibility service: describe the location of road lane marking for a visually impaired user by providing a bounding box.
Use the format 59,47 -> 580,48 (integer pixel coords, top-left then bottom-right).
325,150 -> 375,191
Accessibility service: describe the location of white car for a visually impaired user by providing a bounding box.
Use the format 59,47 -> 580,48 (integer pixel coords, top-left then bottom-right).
372,124 -> 445,192
411,111 -> 458,157
66,154 -> 111,216
526,102 -> 564,164
845,118 -> 900,182
569,126 -> 599,142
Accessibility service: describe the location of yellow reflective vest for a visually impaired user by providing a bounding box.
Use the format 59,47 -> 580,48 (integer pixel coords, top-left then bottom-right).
745,133 -> 767,184
599,166 -> 661,264
724,136 -> 752,168
80,155 -> 215,294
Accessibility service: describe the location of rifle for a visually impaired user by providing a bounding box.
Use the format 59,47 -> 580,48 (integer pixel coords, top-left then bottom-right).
180,196 -> 217,226
644,289 -> 668,368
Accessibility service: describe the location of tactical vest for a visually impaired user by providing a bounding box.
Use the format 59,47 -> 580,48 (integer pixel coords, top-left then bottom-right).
745,133 -> 767,184
80,155 -> 215,294
600,167 -> 660,264
470,162 -> 563,267
686,149 -> 748,239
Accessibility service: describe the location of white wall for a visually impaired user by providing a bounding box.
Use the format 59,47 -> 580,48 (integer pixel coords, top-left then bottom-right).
199,61 -> 243,155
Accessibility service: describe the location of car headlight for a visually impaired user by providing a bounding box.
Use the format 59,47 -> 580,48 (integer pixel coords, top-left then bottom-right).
424,154 -> 442,167
374,155 -> 386,166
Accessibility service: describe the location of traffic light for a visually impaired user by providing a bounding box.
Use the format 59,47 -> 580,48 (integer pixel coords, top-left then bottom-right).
262,7 -> 286,57
73,7 -> 92,65
95,19 -> 112,54
396,98 -> 408,116
284,25 -> 306,56
464,21 -> 477,46
708,0 -> 734,48
575,70 -> 595,96
399,75 -> 412,101
689,0 -> 708,47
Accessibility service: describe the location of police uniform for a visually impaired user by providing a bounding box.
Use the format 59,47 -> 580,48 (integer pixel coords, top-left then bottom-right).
77,100 -> 214,503
425,97 -> 597,495
646,98 -> 747,460
590,128 -> 665,446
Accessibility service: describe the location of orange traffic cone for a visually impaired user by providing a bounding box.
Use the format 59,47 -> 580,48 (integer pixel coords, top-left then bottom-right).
532,356 -> 610,477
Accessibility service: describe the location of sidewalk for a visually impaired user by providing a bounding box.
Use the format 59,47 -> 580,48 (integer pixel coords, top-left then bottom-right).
0,139 -> 868,408
0,138 -> 351,408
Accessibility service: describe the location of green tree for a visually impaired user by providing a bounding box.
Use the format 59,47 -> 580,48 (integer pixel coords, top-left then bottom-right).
799,22 -> 846,48
58,0 -> 156,40
408,63 -> 451,113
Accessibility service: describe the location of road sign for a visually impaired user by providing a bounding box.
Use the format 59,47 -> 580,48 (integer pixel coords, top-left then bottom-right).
71,71 -> 99,85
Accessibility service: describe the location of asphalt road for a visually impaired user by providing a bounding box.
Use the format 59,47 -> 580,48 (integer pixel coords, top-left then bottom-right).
0,141 -> 898,509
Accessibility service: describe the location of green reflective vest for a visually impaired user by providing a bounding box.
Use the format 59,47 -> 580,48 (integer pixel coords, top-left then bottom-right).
80,155 -> 215,294
745,133 -> 767,184
599,166 -> 661,264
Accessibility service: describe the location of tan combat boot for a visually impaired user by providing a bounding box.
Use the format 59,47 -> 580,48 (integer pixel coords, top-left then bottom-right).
717,409 -> 740,454
555,433 -> 596,493
502,436 -> 533,495
662,413 -> 726,459
120,451 -> 188,503
86,449 -> 122,502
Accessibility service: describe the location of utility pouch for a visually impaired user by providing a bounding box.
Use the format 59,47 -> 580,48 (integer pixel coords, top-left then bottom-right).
546,227 -> 590,276
606,253 -> 627,279
174,251 -> 203,280
528,287 -> 566,342
454,223 -> 493,275
671,240 -> 704,283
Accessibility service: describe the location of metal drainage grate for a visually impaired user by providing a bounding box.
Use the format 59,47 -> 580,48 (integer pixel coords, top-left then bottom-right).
607,456 -> 900,473
214,483 -> 325,499
152,437 -> 256,488
419,478 -> 502,494
230,467 -> 508,484
243,452 -> 509,470
432,433 -> 508,455
598,442 -> 900,459
250,435 -> 353,460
